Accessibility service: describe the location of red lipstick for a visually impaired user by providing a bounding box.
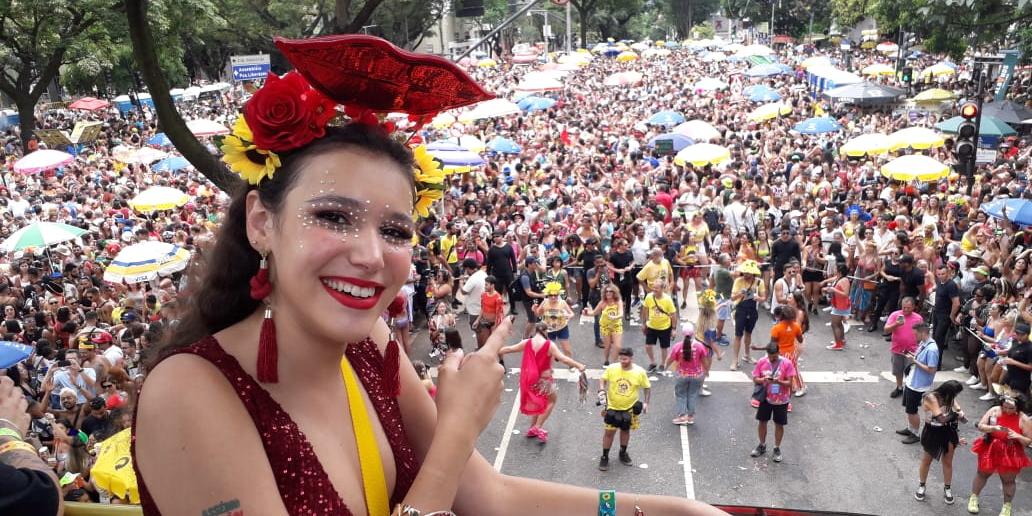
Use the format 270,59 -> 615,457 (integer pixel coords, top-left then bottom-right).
320,276 -> 385,310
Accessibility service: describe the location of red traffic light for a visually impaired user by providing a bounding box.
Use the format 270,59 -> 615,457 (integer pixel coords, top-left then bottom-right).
960,103 -> 979,119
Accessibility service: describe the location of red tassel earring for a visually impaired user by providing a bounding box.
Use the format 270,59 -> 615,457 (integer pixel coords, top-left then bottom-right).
381,294 -> 406,397
250,253 -> 278,383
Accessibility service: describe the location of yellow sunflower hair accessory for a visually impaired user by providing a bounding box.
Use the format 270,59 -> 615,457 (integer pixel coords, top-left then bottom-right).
698,289 -> 717,307
221,117 -> 281,185
411,145 -> 450,219
543,281 -> 564,296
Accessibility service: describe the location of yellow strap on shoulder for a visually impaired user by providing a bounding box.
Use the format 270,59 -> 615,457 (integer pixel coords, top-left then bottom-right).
341,356 -> 390,516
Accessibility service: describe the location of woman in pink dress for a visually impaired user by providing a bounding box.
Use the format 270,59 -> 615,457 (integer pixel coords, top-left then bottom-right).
500,322 -> 585,443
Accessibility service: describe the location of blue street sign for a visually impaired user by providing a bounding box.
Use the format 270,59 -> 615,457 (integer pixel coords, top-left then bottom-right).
230,54 -> 271,82
232,63 -> 270,81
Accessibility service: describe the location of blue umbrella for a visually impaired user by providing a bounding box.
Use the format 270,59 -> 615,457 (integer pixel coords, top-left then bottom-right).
152,156 -> 190,173
147,133 -> 172,146
517,96 -> 556,112
426,141 -> 465,152
793,116 -> 842,134
603,48 -> 621,57
664,41 -> 680,49
429,149 -> 486,167
743,85 -> 772,96
647,133 -> 694,152
749,90 -> 781,102
982,198 -> 1032,226
0,341 -> 32,369
488,136 -> 522,154
745,64 -> 787,77
647,110 -> 686,126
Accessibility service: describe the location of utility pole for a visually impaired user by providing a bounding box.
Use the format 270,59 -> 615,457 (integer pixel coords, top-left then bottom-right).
565,0 -> 572,53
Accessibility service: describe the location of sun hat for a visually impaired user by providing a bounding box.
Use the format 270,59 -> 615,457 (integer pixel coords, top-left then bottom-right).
737,259 -> 761,276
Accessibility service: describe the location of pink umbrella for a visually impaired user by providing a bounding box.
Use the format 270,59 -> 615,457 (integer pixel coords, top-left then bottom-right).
604,71 -> 644,87
68,97 -> 111,111
14,149 -> 74,174
186,119 -> 230,137
512,54 -> 538,64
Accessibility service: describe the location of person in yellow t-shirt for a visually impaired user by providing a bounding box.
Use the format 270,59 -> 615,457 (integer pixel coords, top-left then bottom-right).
598,347 -> 651,471
640,281 -> 676,373
635,248 -> 673,294
730,260 -> 767,370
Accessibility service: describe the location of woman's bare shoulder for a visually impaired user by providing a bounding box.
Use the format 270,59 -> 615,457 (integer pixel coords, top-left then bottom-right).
136,352 -> 286,513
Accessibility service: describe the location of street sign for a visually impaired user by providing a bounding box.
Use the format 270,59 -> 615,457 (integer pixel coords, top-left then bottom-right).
977,135 -> 999,164
230,54 -> 271,82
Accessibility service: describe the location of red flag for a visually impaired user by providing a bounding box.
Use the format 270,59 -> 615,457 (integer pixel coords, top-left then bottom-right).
560,126 -> 571,146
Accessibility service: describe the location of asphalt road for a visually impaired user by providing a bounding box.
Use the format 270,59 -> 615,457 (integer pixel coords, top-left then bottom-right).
408,285 -> 1032,516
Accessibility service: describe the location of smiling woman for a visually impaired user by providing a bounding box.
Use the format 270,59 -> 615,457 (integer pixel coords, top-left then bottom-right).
131,35 -> 726,516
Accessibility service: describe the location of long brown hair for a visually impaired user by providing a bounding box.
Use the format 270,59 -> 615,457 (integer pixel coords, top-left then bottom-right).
144,124 -> 414,370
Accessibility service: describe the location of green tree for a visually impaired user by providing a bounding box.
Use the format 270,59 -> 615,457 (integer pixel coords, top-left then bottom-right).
661,0 -> 721,39
0,0 -> 120,151
570,0 -> 602,47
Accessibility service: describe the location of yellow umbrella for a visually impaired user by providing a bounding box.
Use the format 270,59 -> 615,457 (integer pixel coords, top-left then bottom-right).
477,58 -> 498,68
431,113 -> 456,129
880,154 -> 949,182
674,143 -> 731,167
840,133 -> 890,157
862,63 -> 895,76
800,56 -> 832,70
748,102 -> 792,122
888,127 -> 946,151
129,186 -> 189,213
616,51 -> 639,62
920,63 -> 956,78
91,428 -> 140,503
913,88 -> 956,103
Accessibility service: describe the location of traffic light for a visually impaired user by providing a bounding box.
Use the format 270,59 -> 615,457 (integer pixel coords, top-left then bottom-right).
901,67 -> 913,83
955,102 -> 978,163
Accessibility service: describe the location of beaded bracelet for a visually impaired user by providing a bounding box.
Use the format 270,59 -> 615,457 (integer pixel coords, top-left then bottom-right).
392,505 -> 457,516
0,427 -> 22,441
0,440 -> 37,456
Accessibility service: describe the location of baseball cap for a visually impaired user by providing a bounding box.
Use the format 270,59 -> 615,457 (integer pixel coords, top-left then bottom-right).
524,256 -> 538,266
1017,322 -> 1031,335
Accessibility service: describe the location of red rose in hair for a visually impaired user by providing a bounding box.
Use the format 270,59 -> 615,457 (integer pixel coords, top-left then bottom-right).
244,71 -> 337,152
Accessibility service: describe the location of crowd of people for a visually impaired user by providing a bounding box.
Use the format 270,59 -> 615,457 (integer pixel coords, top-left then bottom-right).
2,31 -> 1032,514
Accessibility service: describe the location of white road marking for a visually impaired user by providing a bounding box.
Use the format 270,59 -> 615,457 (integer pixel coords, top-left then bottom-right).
680,424 -> 695,500
493,386 -> 522,472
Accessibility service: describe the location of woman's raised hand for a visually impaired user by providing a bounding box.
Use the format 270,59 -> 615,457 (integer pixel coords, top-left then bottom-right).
435,315 -> 513,435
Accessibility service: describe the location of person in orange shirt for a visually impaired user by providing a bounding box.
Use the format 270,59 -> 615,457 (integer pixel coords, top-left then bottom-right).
474,276 -> 505,349
763,305 -> 805,398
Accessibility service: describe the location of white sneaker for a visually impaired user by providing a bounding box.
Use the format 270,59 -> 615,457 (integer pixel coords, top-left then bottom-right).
953,366 -> 968,373
794,387 -> 808,397
700,388 -> 712,397
979,392 -> 997,401
971,383 -> 987,390
965,375 -> 980,385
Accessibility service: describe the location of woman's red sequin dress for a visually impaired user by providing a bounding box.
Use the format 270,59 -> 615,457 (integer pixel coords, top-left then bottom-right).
131,336 -> 420,515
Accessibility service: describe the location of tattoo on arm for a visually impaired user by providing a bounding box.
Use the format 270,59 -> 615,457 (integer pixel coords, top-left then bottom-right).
202,499 -> 243,516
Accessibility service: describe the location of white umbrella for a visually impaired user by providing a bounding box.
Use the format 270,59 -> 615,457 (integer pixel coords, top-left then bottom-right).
459,99 -> 522,122
673,120 -> 721,141
186,119 -> 230,137
103,241 -> 192,284
13,150 -> 74,174
122,147 -> 168,165
515,75 -> 564,92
